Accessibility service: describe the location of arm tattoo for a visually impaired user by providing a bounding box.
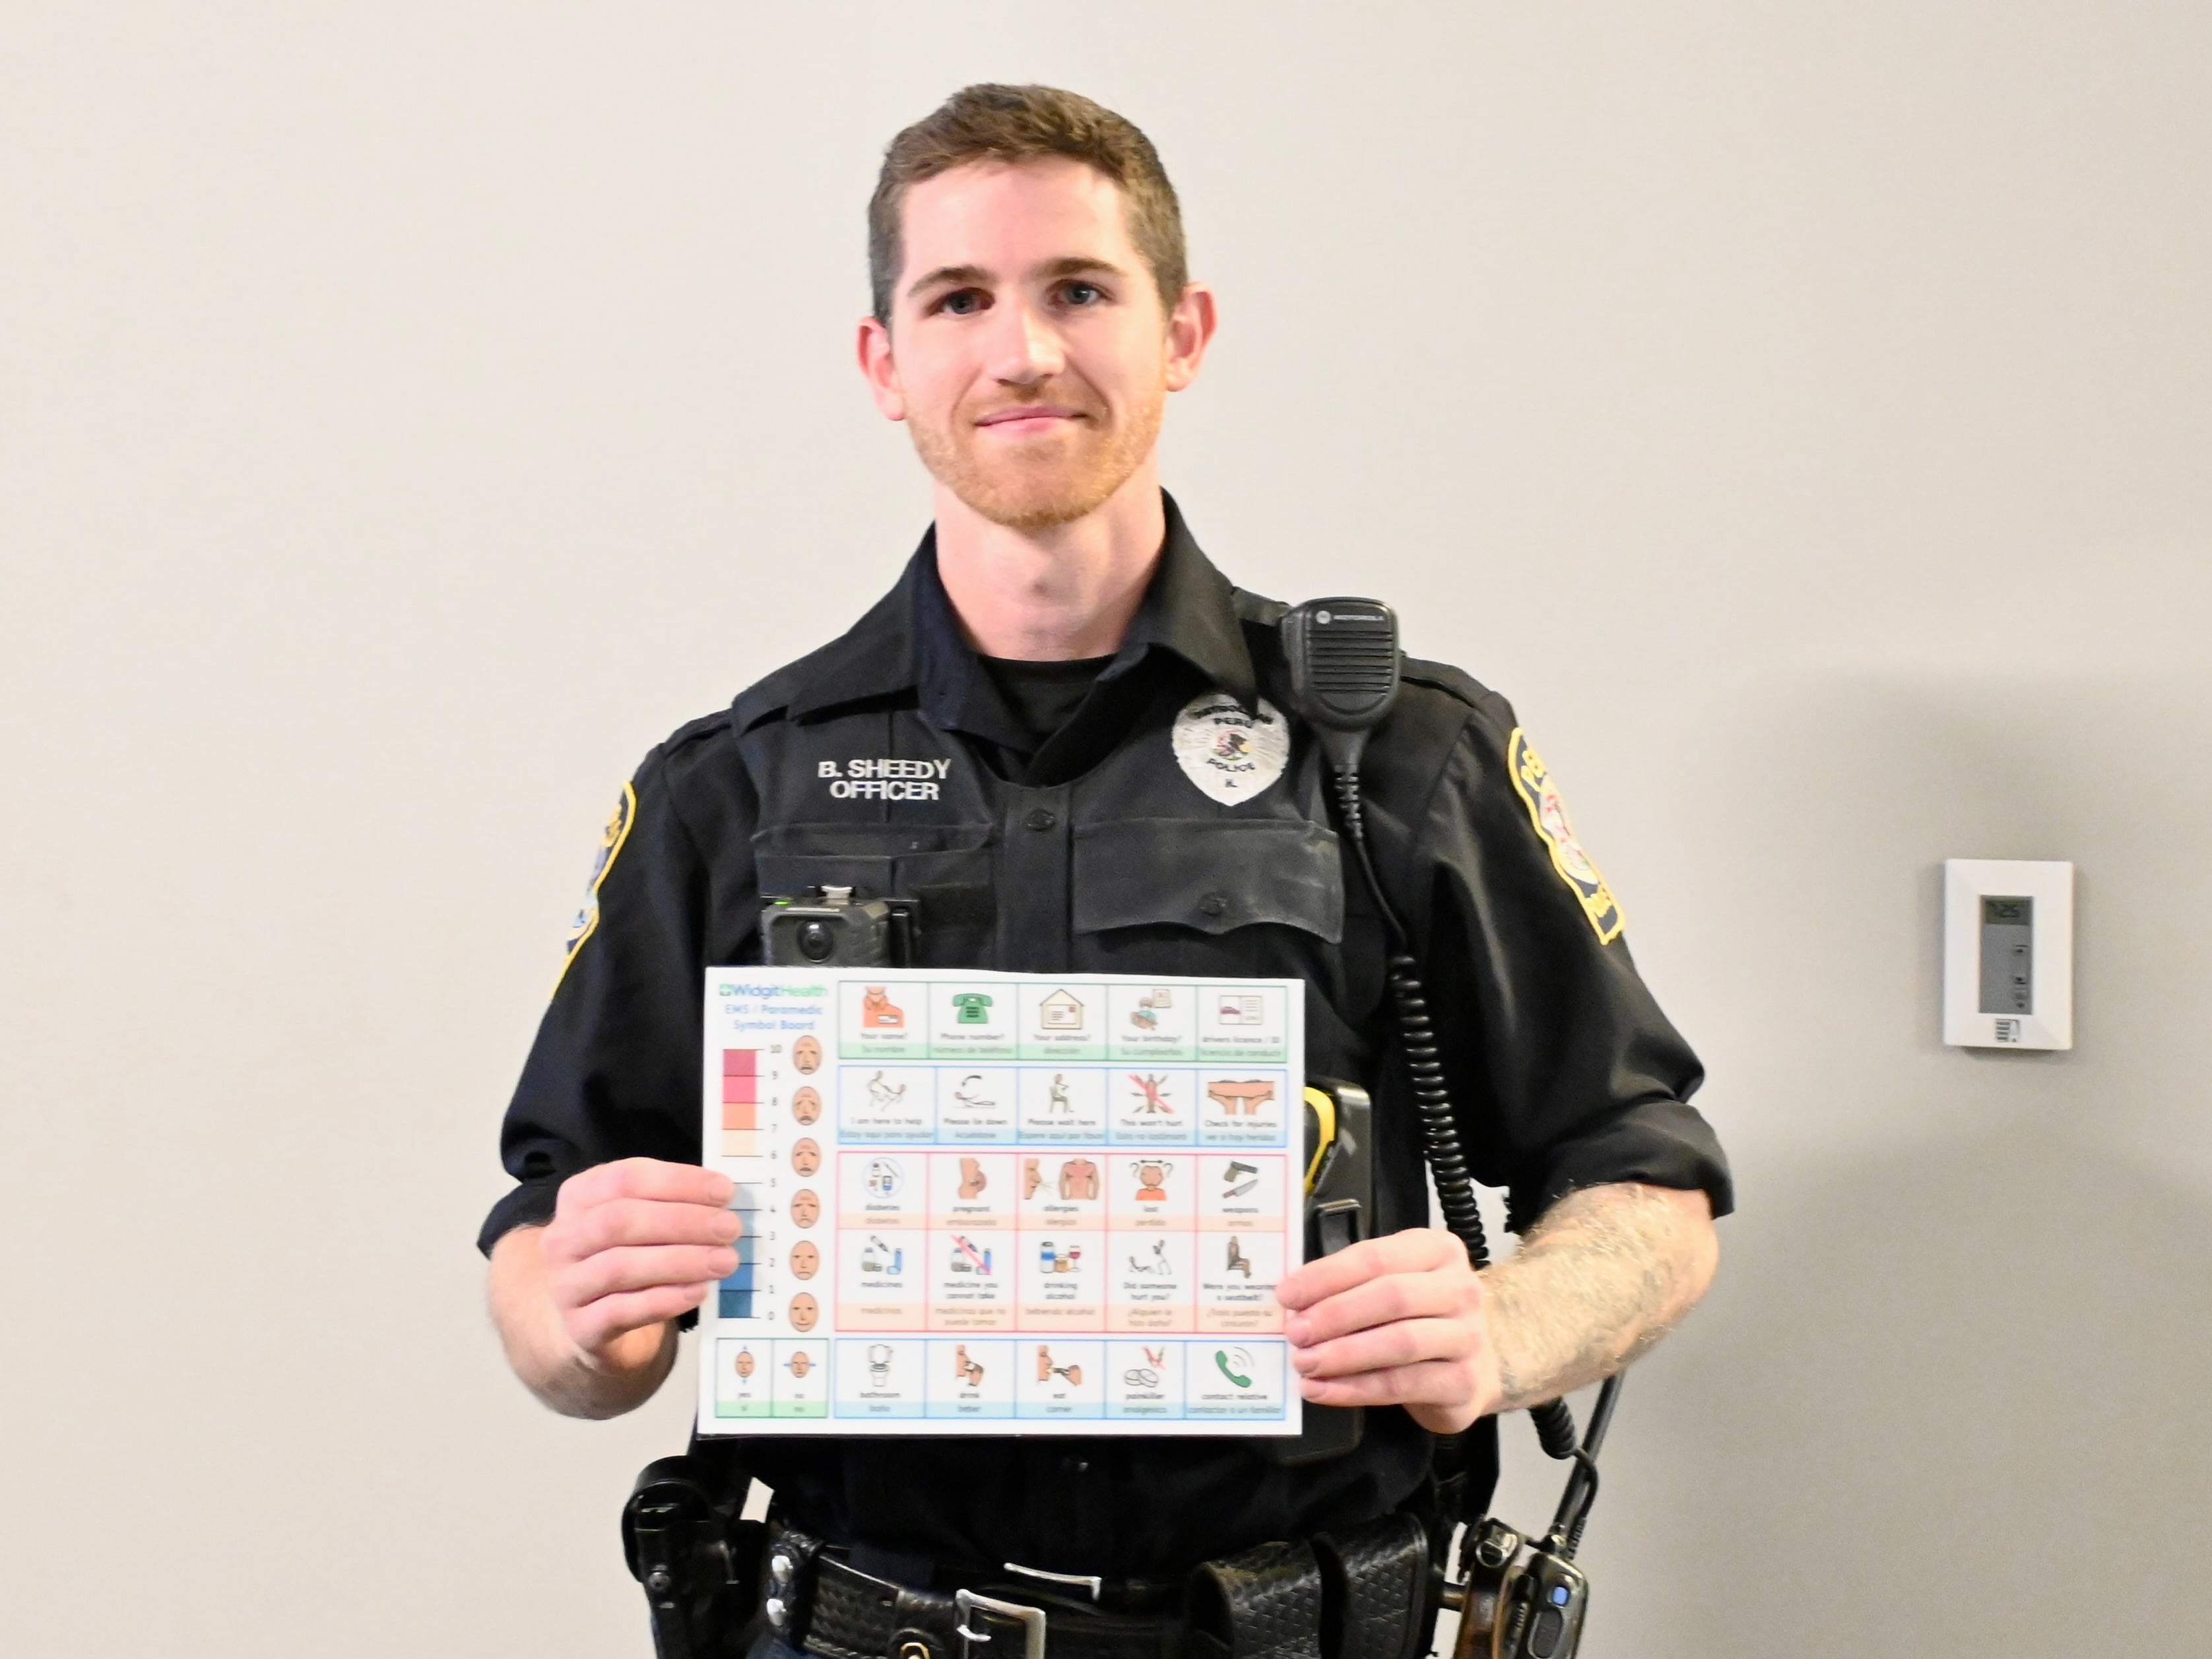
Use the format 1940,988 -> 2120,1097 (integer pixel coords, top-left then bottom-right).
1481,1183 -> 1716,1412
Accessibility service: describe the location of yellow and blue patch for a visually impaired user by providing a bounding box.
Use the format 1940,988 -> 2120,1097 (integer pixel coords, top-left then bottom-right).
1507,729 -> 1623,944
556,781 -> 636,987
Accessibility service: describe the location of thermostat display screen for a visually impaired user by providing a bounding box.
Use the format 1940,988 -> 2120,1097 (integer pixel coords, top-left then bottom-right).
1978,895 -> 2034,1015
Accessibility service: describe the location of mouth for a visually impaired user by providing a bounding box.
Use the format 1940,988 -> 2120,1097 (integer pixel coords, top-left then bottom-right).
974,405 -> 1087,435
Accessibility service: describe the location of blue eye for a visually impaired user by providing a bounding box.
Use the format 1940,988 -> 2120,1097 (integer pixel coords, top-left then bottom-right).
941,290 -> 985,316
1064,282 -> 1101,306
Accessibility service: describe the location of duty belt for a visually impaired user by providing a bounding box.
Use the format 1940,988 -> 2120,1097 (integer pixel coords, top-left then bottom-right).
762,1514 -> 1431,1659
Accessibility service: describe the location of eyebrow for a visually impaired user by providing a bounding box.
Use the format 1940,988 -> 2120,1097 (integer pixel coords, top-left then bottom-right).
903,254 -> 1132,302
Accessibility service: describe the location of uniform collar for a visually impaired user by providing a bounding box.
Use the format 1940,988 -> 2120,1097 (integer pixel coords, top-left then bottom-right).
782,491 -> 1258,731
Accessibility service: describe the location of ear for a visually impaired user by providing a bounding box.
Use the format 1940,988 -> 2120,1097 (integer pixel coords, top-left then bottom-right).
856,315 -> 907,421
1163,280 -> 1219,394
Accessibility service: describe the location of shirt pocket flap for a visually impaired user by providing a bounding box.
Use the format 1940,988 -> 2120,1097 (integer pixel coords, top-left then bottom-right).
754,822 -> 992,899
1072,818 -> 1344,942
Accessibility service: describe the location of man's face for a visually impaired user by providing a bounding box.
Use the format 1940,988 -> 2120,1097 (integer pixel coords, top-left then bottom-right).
859,158 -> 1212,531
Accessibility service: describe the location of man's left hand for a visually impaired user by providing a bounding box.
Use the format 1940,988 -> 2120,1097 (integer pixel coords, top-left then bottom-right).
1274,1227 -> 1499,1435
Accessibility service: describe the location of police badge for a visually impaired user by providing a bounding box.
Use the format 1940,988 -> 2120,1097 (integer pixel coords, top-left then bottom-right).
1171,692 -> 1291,804
1507,729 -> 1623,944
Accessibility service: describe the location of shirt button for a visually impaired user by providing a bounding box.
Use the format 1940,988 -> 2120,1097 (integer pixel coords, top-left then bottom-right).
1024,808 -> 1057,831
1064,1456 -> 1090,1475
1196,894 -> 1228,917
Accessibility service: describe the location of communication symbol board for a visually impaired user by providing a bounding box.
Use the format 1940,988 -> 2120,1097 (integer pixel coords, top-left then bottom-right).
697,969 -> 1305,1438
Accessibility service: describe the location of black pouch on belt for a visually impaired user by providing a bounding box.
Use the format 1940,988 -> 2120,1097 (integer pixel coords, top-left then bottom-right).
1187,1540 -> 1325,1659
1187,1513 -> 1429,1659
1312,1513 -> 1430,1659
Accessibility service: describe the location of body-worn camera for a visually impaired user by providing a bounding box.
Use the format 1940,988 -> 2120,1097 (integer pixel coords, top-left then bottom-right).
761,886 -> 917,967
1265,1078 -> 1374,1465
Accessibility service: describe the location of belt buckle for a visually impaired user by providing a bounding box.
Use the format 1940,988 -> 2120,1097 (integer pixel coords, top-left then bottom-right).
954,1588 -> 1047,1659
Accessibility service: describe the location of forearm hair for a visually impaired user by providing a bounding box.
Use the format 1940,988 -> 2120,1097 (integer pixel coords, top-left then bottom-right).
1480,1181 -> 1718,1412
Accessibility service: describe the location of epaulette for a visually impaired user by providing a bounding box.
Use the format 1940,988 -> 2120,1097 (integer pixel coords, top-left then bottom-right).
659,706 -> 735,758
1398,656 -> 1487,709
729,664 -> 806,736
1232,586 -> 1290,628
729,624 -> 874,733
1398,656 -> 1516,731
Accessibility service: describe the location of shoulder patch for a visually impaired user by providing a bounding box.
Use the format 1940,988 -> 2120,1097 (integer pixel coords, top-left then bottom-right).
556,782 -> 637,987
1507,729 -> 1623,944
1173,692 -> 1291,804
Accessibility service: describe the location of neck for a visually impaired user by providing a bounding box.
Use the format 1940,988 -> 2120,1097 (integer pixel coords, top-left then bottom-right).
932,460 -> 1165,661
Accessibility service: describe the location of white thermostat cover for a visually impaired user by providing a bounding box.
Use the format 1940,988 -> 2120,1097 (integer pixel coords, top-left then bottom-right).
1943,859 -> 2074,1051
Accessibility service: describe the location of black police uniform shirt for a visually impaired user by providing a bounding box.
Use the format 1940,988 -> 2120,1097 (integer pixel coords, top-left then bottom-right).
481,494 -> 1733,1582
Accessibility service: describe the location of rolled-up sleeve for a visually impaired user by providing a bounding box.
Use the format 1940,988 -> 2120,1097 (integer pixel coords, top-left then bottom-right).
1402,694 -> 1734,1232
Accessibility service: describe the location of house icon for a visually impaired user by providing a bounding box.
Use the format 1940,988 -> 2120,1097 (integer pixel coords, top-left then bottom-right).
1038,989 -> 1085,1031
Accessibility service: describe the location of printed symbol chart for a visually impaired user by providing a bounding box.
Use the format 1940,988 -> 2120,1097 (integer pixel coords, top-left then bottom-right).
697,969 -> 1305,1438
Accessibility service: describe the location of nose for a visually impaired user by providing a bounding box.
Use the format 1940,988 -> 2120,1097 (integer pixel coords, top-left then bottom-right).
983,293 -> 1066,387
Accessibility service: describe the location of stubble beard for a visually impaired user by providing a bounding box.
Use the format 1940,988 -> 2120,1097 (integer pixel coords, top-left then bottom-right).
909,381 -> 1165,533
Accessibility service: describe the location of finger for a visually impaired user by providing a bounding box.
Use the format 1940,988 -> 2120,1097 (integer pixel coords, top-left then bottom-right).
548,1197 -> 742,1260
558,1243 -> 738,1307
1284,1270 -> 1476,1348
1289,1316 -> 1477,1380
566,1281 -> 713,1353
1274,1229 -> 1465,1310
557,1157 -> 734,1216
1297,1358 -> 1472,1409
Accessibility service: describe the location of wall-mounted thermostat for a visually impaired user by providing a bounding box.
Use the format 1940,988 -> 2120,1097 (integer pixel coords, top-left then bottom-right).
1943,860 -> 2073,1050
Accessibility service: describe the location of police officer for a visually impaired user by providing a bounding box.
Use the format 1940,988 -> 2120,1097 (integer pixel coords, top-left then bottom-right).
483,82 -> 1730,1654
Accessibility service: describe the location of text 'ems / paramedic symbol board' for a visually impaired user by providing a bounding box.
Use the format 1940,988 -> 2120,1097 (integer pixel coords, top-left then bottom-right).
697,968 -> 1305,1439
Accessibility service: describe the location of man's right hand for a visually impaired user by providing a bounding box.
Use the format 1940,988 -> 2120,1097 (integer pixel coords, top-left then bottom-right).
488,1157 -> 738,1417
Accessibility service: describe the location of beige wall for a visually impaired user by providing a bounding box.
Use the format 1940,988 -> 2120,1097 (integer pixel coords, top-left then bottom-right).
5,4 -> 2208,1654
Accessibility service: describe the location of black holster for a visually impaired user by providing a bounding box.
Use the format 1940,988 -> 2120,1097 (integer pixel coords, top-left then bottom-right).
622,1456 -> 767,1659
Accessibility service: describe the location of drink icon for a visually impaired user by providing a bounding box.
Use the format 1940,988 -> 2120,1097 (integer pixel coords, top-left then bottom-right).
1037,1239 -> 1082,1275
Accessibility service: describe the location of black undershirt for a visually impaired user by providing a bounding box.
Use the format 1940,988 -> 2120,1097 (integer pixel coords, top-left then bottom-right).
979,653 -> 1115,756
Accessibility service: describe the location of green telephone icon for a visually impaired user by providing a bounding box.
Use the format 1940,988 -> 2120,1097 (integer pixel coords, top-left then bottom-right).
952,992 -> 994,1025
1214,1348 -> 1254,1388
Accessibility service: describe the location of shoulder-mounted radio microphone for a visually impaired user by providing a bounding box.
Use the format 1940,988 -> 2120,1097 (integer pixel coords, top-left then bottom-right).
1279,597 -> 1610,1656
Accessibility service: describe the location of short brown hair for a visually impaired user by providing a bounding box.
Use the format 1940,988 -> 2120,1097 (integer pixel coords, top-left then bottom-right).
868,84 -> 1187,325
